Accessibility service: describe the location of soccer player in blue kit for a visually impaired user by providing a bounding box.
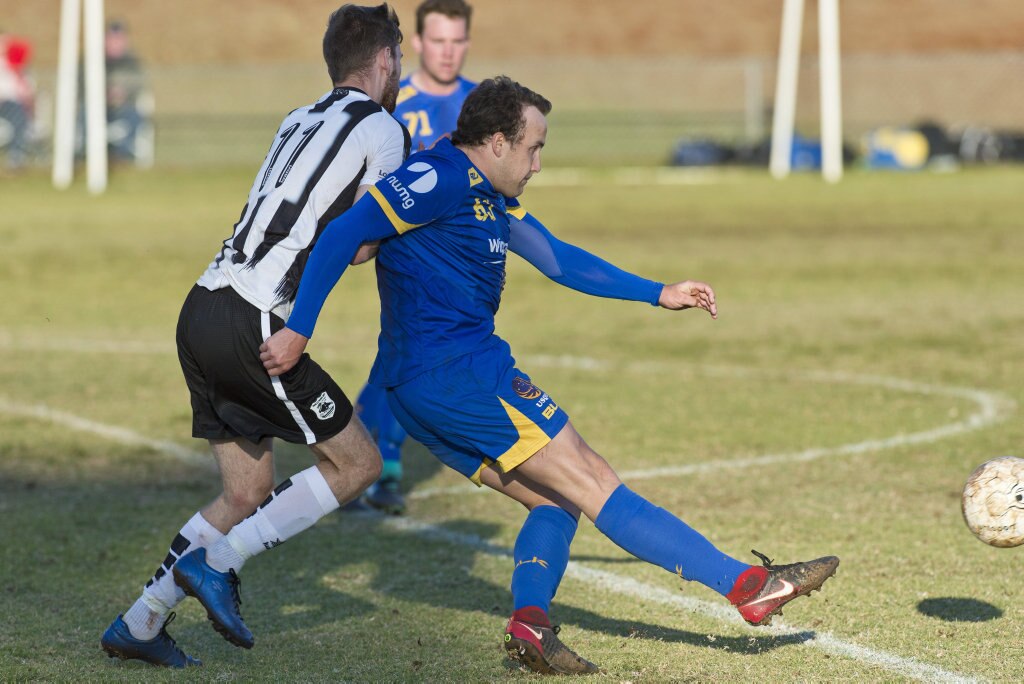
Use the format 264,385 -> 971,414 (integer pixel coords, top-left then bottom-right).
253,76 -> 841,674
354,0 -> 475,513
394,0 -> 475,152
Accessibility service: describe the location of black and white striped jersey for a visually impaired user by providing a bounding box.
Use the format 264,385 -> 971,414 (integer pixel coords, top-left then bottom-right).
197,87 -> 409,319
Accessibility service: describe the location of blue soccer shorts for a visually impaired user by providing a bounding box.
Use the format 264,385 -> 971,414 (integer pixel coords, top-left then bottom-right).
386,343 -> 569,485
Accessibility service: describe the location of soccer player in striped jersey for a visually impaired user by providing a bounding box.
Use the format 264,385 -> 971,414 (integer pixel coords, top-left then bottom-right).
353,0 -> 476,514
261,76 -> 842,674
100,4 -> 408,667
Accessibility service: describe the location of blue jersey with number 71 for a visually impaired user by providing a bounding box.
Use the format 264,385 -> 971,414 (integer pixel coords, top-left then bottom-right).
394,75 -> 476,152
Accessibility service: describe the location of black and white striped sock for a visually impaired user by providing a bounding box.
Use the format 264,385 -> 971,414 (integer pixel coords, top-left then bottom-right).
123,512 -> 222,640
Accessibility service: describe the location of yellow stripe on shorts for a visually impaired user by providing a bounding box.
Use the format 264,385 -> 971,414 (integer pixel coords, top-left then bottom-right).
494,397 -> 551,472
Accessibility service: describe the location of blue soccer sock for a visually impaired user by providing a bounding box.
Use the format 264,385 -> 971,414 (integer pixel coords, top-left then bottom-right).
594,484 -> 749,596
377,407 -> 406,479
511,505 -> 578,615
354,383 -> 384,435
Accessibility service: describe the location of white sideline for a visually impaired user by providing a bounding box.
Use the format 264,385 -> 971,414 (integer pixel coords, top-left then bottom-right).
0,397 -> 215,471
408,356 -> 1016,500
0,330 -> 173,355
383,517 -> 978,684
1,399 -> 982,682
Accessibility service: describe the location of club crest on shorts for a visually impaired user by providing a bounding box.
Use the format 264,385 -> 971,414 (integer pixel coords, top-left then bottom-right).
512,376 -> 542,400
311,391 -> 336,420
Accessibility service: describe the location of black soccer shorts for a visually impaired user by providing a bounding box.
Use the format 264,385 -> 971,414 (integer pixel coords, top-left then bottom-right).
176,285 -> 353,445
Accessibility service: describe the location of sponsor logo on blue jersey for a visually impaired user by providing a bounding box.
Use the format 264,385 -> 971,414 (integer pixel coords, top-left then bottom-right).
473,197 -> 496,222
407,162 -> 438,192
513,377 -> 542,400
384,162 -> 438,209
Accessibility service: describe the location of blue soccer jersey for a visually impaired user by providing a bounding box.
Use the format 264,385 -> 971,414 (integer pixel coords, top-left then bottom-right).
365,137 -> 511,387
287,137 -> 664,374
394,75 -> 476,152
285,136 -> 665,481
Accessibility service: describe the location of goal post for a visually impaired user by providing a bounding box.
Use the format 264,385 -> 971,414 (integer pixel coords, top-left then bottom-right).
769,0 -> 803,180
52,0 -> 108,194
818,0 -> 843,182
52,0 -> 81,190
770,0 -> 844,183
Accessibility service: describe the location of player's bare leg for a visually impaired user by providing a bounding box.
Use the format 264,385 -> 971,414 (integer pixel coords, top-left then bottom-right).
309,415 -> 382,505
478,468 -> 599,675
514,422 -> 839,627
201,438 -> 276,532
510,425 -> 621,521
173,418 -> 382,648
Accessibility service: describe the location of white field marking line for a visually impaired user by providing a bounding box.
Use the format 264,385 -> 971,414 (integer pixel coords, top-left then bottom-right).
0,396 -> 981,682
0,330 -> 173,355
384,516 -> 979,684
0,396 -> 215,472
409,356 -> 1016,500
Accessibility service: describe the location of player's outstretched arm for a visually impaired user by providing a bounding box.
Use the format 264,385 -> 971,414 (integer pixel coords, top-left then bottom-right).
509,211 -> 664,305
657,280 -> 717,318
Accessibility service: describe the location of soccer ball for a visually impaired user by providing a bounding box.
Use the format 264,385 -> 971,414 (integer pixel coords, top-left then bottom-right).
961,456 -> 1024,548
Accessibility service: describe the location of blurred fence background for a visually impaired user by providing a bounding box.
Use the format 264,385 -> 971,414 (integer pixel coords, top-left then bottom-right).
5,0 -> 1024,169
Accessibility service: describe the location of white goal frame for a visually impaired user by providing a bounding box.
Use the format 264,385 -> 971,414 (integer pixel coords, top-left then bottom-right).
770,0 -> 844,183
52,0 -> 107,194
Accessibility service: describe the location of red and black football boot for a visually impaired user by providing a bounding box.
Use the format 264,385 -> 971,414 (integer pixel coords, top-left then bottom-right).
503,607 -> 600,675
728,549 -> 840,626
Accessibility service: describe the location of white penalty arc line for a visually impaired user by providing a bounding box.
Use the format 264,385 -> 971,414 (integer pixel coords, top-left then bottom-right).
0,397 -> 981,682
0,397 -> 215,472
408,357 -> 1016,500
383,517 -> 978,684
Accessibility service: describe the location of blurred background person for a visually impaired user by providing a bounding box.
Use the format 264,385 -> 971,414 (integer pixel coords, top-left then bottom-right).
395,0 -> 474,151
354,0 -> 475,515
104,20 -> 152,165
0,30 -> 34,172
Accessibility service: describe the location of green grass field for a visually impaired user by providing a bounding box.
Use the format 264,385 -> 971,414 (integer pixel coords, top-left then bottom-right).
2,162 -> 1022,682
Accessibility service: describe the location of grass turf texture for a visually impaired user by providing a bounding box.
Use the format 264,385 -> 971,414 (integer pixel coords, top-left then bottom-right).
1,165 -> 1022,681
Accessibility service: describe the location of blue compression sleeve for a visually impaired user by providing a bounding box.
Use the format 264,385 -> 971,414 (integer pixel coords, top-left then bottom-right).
508,211 -> 664,306
286,194 -> 398,338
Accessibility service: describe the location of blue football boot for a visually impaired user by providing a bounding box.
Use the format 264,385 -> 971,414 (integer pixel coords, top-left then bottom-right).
172,548 -> 254,649
364,476 -> 406,515
101,612 -> 200,668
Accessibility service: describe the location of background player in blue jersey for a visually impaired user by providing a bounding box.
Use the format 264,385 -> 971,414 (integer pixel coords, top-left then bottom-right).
395,0 -> 475,152
261,76 -> 842,675
354,0 -> 475,514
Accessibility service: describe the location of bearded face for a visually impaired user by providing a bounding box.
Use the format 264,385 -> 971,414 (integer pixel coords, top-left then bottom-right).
381,48 -> 401,113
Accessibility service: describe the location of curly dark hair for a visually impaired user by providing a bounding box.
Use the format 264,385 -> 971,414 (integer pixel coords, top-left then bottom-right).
450,76 -> 552,148
323,3 -> 402,84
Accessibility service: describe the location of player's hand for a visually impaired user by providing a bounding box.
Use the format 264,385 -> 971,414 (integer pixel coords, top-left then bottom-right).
260,327 -> 309,376
658,280 -> 717,319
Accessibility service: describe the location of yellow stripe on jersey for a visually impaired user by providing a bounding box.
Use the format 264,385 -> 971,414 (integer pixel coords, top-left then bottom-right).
494,397 -> 552,473
507,204 -> 527,220
395,85 -> 418,106
368,186 -> 423,234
